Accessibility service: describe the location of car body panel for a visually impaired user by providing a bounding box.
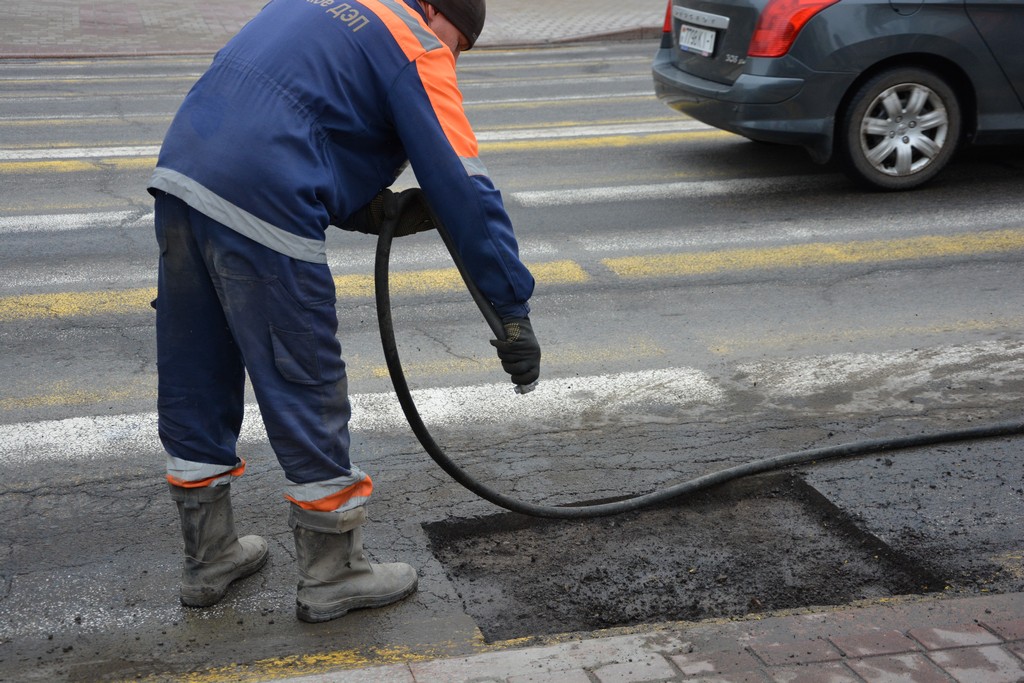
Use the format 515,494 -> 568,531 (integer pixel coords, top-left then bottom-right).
966,0 -> 1024,105
652,0 -> 1024,165
668,1 -> 761,84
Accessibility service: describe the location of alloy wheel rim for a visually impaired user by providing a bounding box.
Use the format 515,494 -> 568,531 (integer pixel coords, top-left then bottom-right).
859,82 -> 949,177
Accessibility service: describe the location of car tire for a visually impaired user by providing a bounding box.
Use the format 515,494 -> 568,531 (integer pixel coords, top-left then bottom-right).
837,67 -> 961,191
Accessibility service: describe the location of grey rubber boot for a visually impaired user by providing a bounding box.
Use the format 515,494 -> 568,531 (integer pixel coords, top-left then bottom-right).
289,504 -> 418,623
169,483 -> 269,607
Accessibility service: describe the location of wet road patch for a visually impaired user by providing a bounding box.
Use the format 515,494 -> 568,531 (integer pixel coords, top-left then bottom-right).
424,473 -> 940,642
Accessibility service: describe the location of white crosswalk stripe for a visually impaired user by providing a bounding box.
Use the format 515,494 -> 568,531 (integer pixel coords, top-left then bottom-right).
0,368 -> 721,466
4,339 -> 1023,467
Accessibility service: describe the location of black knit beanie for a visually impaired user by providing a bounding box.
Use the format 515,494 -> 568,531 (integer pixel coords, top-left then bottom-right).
423,0 -> 486,49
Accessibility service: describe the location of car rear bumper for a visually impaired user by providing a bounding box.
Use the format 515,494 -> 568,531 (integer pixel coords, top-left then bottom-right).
652,47 -> 836,163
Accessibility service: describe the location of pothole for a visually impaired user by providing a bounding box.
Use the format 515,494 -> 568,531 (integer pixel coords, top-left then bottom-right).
424,473 -> 941,642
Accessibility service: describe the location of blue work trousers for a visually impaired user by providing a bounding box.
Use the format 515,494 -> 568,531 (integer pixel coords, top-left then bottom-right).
154,192 -> 362,497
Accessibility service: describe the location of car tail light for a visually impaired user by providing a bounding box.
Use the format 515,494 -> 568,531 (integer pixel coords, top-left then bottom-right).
663,0 -> 674,33
748,0 -> 840,58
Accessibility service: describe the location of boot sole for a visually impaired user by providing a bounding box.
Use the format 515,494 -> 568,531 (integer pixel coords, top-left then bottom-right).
296,577 -> 418,623
180,546 -> 270,608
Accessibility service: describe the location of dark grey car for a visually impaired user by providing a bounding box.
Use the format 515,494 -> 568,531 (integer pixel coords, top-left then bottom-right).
652,0 -> 1024,189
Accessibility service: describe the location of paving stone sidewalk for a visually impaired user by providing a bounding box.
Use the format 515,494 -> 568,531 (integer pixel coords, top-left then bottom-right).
0,0 -> 664,58
269,591 -> 1024,682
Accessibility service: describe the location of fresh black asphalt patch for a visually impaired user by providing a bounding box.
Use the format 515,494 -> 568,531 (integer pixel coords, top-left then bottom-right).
425,472 -> 942,642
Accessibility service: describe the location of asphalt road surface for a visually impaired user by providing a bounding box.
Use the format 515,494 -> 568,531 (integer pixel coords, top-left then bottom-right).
2,40 -> 1024,682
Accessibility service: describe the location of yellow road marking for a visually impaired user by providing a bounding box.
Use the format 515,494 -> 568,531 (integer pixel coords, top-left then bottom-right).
335,259 -> 588,299
0,260 -> 589,322
0,157 -> 157,173
0,287 -> 159,321
4,231 -> 1020,323
0,382 -> 144,411
604,230 -> 1024,279
4,230 -> 1021,322
0,115 -> 171,128
155,645 -> 436,683
480,130 -> 729,153
145,631 -> 563,683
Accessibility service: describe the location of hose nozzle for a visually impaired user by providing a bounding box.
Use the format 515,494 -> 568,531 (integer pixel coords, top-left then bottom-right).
515,381 -> 537,395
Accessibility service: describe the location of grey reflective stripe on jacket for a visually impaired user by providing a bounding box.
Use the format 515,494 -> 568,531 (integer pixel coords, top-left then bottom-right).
461,156 -> 488,176
377,0 -> 443,51
150,167 -> 328,264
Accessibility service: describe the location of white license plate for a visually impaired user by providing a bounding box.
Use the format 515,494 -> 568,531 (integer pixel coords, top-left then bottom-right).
679,24 -> 716,57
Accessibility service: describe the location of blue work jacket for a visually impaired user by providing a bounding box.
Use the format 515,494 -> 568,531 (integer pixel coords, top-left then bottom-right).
149,0 -> 533,319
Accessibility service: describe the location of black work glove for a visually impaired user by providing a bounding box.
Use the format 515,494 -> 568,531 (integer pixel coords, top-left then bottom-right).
335,188 -> 436,237
489,317 -> 541,386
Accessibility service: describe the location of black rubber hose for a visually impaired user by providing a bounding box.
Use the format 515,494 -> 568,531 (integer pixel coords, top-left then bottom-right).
375,211 -> 1024,519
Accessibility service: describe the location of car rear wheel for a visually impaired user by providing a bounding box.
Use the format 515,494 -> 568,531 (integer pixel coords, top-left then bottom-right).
837,67 -> 961,191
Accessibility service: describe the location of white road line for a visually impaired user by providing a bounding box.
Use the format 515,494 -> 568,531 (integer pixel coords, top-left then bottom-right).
478,119 -> 711,140
736,341 -> 1024,402
462,55 -> 652,68
0,92 -> 654,121
0,368 -> 723,466
512,176 -> 836,206
0,112 -> 172,122
456,74 -> 651,89
0,145 -> 160,160
465,90 -> 653,105
0,210 -> 152,234
0,120 -> 707,161
0,240 -> 469,289
0,72 -> 204,83
3,339 -> 1024,467
575,203 -> 1024,254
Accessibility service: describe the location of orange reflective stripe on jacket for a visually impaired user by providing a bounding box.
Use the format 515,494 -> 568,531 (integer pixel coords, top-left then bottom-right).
360,0 -> 479,160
